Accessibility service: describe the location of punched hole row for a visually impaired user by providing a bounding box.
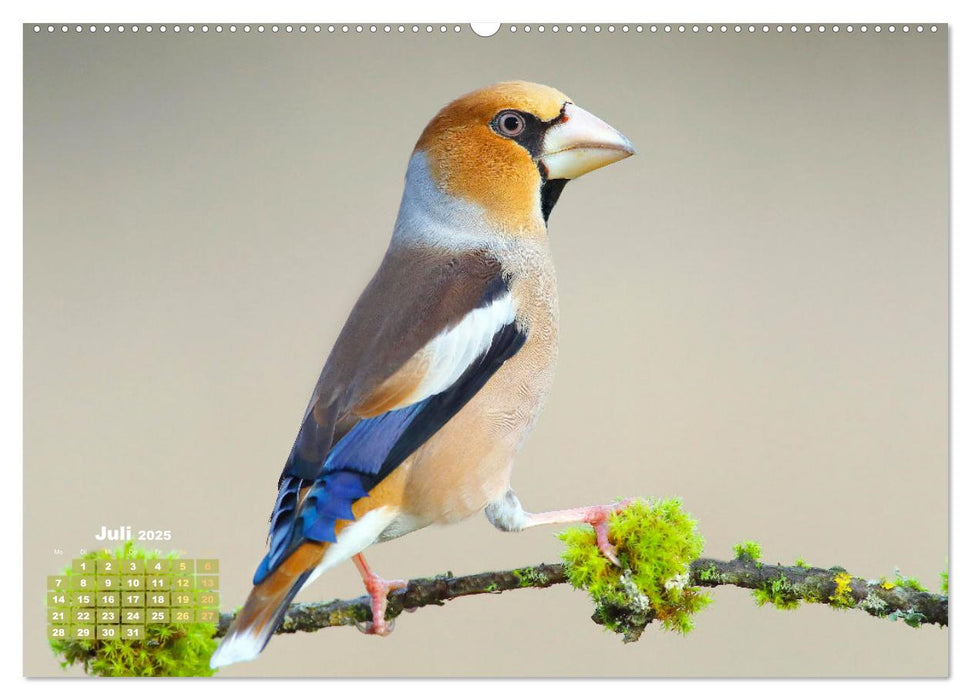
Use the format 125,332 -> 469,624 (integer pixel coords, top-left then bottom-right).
32,24 -> 941,35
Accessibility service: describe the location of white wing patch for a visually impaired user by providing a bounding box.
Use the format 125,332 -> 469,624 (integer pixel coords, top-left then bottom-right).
410,292 -> 517,404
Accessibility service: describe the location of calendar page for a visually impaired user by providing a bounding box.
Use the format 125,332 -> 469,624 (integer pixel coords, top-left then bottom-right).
23,21 -> 949,678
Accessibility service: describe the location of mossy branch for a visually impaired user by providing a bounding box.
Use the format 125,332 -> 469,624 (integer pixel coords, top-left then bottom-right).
214,556 -> 948,639
216,563 -> 567,637
53,517 -> 947,676
690,557 -> 948,626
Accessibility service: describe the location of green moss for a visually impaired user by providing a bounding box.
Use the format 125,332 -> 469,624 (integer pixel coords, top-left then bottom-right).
733,540 -> 762,564
802,590 -> 822,604
877,568 -> 926,593
829,571 -> 855,608
48,542 -> 218,677
698,564 -> 720,583
753,573 -> 800,610
940,570 -> 948,596
559,498 -> 710,640
794,558 -> 808,569
891,568 -> 927,592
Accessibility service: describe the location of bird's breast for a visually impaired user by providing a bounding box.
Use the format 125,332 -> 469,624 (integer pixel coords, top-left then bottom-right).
398,244 -> 559,525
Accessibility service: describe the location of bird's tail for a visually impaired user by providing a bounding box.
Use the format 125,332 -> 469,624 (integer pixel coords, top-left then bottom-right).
209,542 -> 326,669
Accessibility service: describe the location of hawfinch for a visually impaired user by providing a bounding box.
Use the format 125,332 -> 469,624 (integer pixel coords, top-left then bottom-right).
211,81 -> 635,668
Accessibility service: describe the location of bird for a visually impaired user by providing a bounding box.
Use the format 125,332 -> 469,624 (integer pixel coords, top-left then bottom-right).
210,80 -> 635,668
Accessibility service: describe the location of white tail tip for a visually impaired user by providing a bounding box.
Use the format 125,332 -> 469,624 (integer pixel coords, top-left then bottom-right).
209,630 -> 267,669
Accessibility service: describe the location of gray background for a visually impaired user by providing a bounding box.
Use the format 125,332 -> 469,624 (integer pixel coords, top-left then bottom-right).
24,24 -> 948,676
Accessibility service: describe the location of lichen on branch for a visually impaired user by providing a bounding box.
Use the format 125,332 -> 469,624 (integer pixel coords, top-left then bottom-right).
210,550 -> 947,643
689,553 -> 948,628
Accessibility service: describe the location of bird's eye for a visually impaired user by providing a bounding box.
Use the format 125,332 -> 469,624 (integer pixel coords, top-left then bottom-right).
495,110 -> 526,137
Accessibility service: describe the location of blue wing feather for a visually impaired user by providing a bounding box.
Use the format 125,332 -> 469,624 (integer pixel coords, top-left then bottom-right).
322,400 -> 429,474
254,317 -> 526,585
253,403 -> 430,584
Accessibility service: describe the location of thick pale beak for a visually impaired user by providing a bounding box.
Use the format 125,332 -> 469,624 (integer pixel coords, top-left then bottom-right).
541,103 -> 636,180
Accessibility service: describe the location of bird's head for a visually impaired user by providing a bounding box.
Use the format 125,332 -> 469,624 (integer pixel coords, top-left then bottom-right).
411,81 -> 635,235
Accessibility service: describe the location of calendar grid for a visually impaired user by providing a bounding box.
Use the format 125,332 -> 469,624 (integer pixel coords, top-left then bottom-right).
47,557 -> 220,643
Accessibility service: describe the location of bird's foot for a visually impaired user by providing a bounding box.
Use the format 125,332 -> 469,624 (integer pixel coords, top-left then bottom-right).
583,499 -> 632,567
356,574 -> 408,637
519,499 -> 633,566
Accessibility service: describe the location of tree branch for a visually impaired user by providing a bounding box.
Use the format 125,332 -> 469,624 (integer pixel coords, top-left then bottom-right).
690,557 -> 948,626
215,557 -> 947,638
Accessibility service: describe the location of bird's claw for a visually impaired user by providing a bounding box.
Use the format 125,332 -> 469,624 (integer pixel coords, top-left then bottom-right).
356,576 -> 407,637
355,617 -> 396,637
584,499 -> 632,567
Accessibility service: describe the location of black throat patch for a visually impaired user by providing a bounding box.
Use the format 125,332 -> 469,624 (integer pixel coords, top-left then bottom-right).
540,178 -> 568,223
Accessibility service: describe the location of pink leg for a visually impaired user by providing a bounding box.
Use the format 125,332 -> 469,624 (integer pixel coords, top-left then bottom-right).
352,554 -> 407,636
521,500 -> 631,566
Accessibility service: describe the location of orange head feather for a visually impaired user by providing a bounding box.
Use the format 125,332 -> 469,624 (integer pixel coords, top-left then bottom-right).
414,81 -> 571,233
412,81 -> 634,235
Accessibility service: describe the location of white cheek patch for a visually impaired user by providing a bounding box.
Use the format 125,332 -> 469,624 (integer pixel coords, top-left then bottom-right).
409,292 -> 517,403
